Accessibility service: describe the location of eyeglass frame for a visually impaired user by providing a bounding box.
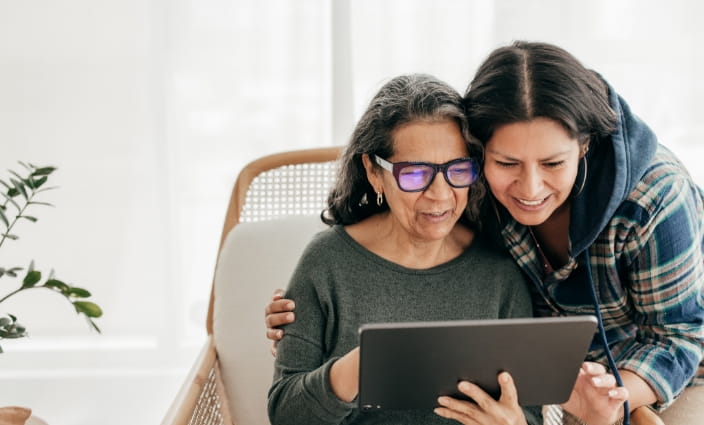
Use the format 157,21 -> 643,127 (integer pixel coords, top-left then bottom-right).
373,155 -> 480,192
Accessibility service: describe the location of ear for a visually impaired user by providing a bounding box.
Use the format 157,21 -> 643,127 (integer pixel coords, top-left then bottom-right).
579,140 -> 590,158
362,154 -> 383,193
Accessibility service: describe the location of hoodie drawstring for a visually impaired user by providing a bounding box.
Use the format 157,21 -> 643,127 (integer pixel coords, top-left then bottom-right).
583,250 -> 630,425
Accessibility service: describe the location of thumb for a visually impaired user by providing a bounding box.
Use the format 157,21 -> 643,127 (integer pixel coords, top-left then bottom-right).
498,372 -> 519,405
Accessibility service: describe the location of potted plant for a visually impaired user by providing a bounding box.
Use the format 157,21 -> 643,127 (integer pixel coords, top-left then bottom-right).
0,162 -> 103,425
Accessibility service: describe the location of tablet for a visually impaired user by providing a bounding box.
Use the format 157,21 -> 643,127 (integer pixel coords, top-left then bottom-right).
358,315 -> 597,410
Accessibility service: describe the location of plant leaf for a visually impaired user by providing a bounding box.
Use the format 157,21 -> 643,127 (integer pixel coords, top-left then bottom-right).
32,167 -> 56,176
0,207 -> 8,228
2,233 -> 19,240
19,215 -> 38,223
0,328 -> 28,339
8,170 -> 26,182
0,190 -> 21,210
66,287 -> 92,298
73,301 -> 103,318
31,176 -> 48,189
44,279 -> 69,292
22,270 -> 41,288
87,318 -> 102,333
35,186 -> 58,194
27,201 -> 54,207
9,178 -> 27,200
9,171 -> 32,192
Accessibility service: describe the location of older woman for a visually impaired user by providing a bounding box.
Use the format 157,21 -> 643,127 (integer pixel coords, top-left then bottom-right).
267,74 -> 544,425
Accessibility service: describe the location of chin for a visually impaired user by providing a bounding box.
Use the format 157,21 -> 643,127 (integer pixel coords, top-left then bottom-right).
419,225 -> 454,242
509,209 -> 550,227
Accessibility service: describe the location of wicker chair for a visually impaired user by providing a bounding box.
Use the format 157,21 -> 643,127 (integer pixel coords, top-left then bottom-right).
161,146 -> 342,425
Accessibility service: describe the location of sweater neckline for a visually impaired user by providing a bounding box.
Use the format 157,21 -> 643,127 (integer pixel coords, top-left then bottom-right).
332,224 -> 479,274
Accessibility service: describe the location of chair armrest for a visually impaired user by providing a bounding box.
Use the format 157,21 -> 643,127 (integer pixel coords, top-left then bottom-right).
161,336 -> 233,425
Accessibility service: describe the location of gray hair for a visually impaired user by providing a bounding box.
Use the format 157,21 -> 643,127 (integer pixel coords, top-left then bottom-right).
321,74 -> 485,228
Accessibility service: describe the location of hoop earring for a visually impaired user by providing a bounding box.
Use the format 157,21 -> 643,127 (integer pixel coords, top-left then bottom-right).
573,155 -> 588,197
376,192 -> 384,206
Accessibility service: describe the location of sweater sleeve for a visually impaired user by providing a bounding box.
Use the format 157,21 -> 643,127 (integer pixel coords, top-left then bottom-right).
267,240 -> 357,425
617,172 -> 704,409
268,352 -> 356,425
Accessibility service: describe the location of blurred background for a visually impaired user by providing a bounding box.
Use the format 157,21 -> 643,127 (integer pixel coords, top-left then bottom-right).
1,0 -> 703,424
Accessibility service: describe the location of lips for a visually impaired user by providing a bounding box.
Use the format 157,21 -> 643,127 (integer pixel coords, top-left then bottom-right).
421,210 -> 451,221
512,195 -> 550,210
516,197 -> 548,206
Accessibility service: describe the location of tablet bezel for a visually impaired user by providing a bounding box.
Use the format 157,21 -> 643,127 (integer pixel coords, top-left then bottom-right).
358,315 -> 597,410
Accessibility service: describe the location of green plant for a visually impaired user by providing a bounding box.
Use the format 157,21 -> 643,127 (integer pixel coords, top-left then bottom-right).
0,162 -> 102,353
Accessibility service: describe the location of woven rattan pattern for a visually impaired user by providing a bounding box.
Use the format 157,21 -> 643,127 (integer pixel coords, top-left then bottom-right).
187,363 -> 226,425
240,162 -> 338,222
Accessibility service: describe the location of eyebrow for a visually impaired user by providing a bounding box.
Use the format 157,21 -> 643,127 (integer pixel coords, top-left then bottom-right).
485,148 -> 572,162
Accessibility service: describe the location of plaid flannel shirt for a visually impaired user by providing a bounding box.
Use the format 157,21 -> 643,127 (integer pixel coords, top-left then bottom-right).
498,146 -> 704,409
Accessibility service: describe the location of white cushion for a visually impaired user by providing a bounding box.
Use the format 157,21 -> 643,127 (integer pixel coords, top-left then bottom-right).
213,215 -> 327,424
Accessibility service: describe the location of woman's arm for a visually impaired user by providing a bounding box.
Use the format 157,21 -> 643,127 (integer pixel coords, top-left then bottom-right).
267,240 -> 357,425
329,347 -> 360,402
618,370 -> 657,412
269,341 -> 357,425
616,171 -> 704,408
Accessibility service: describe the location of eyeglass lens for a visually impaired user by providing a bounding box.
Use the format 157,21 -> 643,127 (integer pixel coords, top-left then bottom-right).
397,160 -> 476,191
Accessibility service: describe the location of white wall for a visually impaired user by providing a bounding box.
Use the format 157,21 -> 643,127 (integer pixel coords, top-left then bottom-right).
1,1 -> 195,423
1,1 -> 702,424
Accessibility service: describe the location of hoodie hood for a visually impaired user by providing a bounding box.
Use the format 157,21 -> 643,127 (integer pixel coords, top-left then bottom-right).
569,82 -> 658,255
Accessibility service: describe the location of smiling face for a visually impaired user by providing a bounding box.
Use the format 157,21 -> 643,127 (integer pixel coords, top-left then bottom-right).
364,119 -> 470,244
483,118 -> 586,227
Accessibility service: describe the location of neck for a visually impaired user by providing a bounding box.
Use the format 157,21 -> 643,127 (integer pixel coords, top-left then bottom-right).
347,213 -> 472,269
531,202 -> 571,267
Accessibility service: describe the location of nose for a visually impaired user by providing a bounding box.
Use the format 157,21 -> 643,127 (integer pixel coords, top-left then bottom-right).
423,171 -> 453,199
517,165 -> 543,197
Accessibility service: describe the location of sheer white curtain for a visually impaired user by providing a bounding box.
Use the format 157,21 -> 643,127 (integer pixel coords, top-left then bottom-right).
1,1 -> 702,424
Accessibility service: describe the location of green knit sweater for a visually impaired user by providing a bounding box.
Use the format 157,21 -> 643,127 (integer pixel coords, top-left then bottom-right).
268,225 -> 540,425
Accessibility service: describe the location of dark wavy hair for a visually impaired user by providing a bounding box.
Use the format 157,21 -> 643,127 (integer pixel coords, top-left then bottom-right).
463,41 -> 617,148
322,74 -> 485,227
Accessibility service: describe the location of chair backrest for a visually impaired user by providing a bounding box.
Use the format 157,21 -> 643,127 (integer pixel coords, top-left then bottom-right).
209,147 -> 341,424
206,147 -> 341,334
